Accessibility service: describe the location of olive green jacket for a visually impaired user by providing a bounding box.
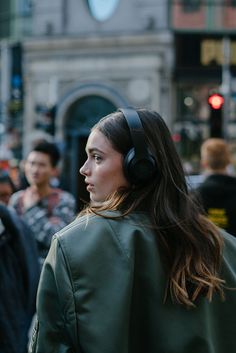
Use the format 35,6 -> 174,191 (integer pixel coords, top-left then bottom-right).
29,212 -> 236,353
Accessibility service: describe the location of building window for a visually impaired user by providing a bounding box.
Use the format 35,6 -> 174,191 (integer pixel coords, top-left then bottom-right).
182,0 -> 201,12
86,0 -> 120,22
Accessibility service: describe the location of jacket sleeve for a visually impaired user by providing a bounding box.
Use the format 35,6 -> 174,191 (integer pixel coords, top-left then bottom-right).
29,236 -> 80,353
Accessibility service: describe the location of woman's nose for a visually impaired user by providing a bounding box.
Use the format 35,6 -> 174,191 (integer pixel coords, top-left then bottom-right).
80,160 -> 90,176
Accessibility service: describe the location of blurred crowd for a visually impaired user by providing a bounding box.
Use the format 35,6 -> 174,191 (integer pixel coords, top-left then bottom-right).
0,140 -> 76,353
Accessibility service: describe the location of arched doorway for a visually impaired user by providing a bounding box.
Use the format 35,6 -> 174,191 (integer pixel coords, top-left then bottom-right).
62,95 -> 116,210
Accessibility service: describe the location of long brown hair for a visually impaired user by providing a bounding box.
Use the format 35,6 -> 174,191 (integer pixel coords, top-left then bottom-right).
82,109 -> 225,307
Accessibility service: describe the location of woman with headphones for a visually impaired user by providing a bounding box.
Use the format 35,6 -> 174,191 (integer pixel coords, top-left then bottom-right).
30,109 -> 236,353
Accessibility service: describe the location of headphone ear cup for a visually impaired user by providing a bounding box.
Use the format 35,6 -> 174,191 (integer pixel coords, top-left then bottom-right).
123,148 -> 135,182
124,148 -> 157,184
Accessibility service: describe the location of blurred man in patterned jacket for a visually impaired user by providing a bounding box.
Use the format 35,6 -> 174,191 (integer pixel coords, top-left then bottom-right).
9,141 -> 76,267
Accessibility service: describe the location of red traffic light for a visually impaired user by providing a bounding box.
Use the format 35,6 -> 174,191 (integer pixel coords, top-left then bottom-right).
208,93 -> 224,110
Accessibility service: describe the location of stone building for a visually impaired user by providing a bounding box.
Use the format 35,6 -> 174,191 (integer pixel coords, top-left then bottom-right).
2,1 -> 236,199
21,0 -> 173,201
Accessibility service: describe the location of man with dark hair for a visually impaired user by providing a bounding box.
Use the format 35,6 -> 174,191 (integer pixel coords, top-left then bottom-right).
194,138 -> 236,236
9,141 -> 76,266
33,141 -> 61,167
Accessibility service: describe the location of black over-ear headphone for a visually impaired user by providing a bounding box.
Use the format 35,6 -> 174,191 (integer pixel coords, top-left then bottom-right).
119,108 -> 158,185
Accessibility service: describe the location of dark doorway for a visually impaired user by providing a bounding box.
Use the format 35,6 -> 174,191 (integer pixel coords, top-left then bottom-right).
62,94 -> 117,210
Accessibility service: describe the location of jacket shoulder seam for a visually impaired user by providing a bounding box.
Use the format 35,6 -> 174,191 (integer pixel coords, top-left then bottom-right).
105,218 -> 131,263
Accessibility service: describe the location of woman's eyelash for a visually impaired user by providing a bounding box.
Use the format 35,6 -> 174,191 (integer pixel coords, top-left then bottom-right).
93,154 -> 102,161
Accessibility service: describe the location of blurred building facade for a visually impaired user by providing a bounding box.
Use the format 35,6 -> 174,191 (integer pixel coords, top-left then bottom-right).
1,1 -> 236,199
171,1 -> 236,171
1,0 -> 173,201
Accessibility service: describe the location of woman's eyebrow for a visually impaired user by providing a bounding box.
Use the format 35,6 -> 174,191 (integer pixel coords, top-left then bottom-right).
86,147 -> 105,154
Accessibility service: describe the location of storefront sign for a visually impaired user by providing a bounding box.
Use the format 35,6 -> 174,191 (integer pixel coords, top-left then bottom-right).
201,39 -> 236,65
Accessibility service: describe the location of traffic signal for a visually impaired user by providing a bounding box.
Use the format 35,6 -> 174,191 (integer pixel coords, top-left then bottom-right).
8,43 -> 23,117
208,93 -> 224,137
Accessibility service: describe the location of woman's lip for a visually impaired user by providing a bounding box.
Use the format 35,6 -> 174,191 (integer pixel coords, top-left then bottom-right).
86,184 -> 94,192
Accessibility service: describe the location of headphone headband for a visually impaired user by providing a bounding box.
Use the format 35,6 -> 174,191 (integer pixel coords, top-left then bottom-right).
119,108 -> 148,157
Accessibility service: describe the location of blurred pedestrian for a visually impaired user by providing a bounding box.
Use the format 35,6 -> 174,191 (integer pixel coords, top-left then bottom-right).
30,109 -> 236,353
194,138 -> 236,236
0,170 -> 16,205
9,141 -> 76,266
0,203 -> 39,353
